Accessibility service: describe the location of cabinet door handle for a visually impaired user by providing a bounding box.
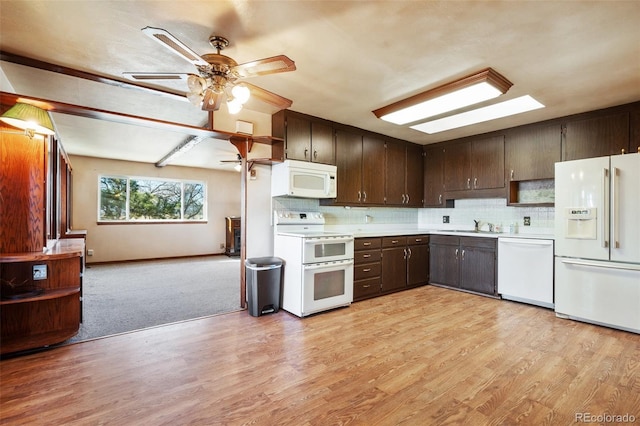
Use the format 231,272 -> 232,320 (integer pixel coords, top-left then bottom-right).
363,242 -> 371,246
407,247 -> 412,259
363,254 -> 371,258
415,238 -> 422,242
363,268 -> 371,272
363,284 -> 371,288
401,194 -> 405,204
406,194 -> 410,204
313,150 -> 318,159
391,240 -> 399,244
462,249 -> 465,260
510,169 -> 515,180
304,148 -> 308,158
363,191 -> 367,202
474,178 -> 478,189
358,191 -> 362,201
467,178 -> 471,189
403,248 -> 407,259
438,194 -> 442,205
455,248 -> 459,260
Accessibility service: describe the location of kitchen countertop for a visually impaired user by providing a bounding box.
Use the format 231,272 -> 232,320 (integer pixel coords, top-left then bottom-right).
325,224 -> 554,240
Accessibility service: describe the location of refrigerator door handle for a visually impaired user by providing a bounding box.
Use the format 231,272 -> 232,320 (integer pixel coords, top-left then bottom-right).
560,257 -> 640,272
602,168 -> 610,248
612,167 -> 620,248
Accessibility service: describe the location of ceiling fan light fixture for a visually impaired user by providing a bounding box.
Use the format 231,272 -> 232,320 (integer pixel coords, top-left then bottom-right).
231,84 -> 251,104
373,68 -> 513,125
410,95 -> 545,134
187,74 -> 206,93
186,91 -> 204,106
227,97 -> 243,114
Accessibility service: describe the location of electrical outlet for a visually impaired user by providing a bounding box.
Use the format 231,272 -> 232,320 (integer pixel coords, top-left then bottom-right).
443,215 -> 450,223
220,243 -> 225,249
33,264 -> 47,280
524,216 -> 531,226
87,249 -> 94,256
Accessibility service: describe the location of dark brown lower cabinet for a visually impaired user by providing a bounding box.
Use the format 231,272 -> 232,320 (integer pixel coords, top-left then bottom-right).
429,235 -> 497,296
381,235 -> 429,294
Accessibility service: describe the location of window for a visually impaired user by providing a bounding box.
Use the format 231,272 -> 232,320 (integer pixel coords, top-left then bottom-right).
99,176 -> 206,222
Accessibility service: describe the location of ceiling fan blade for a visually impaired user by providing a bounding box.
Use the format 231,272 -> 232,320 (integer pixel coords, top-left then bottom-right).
244,82 -> 293,110
232,55 -> 296,78
122,72 -> 189,81
141,26 -> 209,67
202,90 -> 223,111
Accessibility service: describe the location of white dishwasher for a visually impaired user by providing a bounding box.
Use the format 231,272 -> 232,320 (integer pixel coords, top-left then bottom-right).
498,237 -> 554,308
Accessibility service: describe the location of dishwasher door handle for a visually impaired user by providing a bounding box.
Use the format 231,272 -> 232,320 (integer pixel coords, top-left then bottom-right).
500,239 -> 553,247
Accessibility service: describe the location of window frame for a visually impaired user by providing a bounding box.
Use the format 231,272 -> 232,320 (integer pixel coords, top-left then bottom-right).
97,174 -> 207,224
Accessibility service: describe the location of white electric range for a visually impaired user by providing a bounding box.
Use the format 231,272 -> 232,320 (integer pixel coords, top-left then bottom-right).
273,211 -> 354,317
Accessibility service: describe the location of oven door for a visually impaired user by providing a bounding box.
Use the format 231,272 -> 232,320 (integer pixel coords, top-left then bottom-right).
303,236 -> 354,264
302,259 -> 354,316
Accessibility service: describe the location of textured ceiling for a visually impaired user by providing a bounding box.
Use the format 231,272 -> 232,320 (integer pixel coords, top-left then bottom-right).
1,1 -> 639,169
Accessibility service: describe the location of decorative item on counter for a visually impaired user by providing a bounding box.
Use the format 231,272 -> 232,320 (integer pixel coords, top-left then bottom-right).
509,223 -> 518,234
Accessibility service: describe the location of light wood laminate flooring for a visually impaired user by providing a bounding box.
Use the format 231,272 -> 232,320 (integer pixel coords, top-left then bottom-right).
1,286 -> 639,425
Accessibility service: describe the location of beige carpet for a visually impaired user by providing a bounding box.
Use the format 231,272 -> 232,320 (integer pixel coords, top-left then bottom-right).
65,256 -> 242,344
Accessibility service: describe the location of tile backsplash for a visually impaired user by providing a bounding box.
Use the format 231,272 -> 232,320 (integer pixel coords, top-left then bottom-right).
273,197 -> 554,234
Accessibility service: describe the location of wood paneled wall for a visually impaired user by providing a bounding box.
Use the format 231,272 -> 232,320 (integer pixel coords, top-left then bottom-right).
0,123 -> 46,253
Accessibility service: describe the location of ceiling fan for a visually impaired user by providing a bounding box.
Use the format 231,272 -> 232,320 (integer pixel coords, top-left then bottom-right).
219,153 -> 243,171
123,27 -> 296,114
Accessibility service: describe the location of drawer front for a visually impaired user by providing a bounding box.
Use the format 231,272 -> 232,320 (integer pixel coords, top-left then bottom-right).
355,238 -> 381,250
355,262 -> 381,280
354,277 -> 381,299
408,235 -> 429,245
355,250 -> 381,264
382,236 -> 408,248
460,236 -> 497,250
429,234 -> 459,246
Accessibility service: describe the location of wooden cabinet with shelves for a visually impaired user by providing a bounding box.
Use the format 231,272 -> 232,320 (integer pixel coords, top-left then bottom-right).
353,238 -> 382,301
1,239 -> 84,355
443,135 -> 505,199
271,110 -> 335,165
385,140 -> 424,207
423,145 -> 445,207
429,235 -> 497,297
562,112 -> 630,161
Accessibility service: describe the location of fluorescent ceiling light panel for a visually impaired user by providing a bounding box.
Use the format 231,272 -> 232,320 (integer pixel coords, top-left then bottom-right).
373,68 -> 513,125
380,83 -> 503,125
410,95 -> 545,134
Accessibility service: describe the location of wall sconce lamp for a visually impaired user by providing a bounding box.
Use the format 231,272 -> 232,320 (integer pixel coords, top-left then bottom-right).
0,102 -> 56,139
372,68 -> 513,125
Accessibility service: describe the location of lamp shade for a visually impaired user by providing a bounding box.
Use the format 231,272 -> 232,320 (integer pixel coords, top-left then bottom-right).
0,103 -> 55,135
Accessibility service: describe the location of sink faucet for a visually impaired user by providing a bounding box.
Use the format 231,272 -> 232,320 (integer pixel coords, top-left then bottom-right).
474,220 -> 480,232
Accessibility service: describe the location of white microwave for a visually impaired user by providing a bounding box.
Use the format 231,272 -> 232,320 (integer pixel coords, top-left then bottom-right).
271,159 -> 337,199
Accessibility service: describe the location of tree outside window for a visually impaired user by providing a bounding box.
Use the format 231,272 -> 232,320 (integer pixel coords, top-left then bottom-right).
99,176 -> 205,222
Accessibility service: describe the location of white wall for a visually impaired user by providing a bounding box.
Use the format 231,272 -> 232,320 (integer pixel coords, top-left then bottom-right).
70,155 -> 241,263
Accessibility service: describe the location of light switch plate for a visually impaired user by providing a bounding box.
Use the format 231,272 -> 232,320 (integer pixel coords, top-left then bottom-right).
33,264 -> 47,280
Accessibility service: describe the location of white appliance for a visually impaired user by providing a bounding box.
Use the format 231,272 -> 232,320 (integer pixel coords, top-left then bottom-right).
498,237 -> 554,308
273,211 -> 354,317
554,153 -> 640,333
271,160 -> 337,199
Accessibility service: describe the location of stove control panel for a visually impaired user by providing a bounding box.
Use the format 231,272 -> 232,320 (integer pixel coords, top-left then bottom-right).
275,211 -> 325,225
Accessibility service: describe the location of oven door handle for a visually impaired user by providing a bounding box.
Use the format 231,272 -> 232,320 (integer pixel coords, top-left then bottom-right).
303,259 -> 353,270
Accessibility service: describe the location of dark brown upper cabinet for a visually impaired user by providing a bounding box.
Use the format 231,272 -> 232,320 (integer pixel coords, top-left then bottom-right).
423,145 -> 445,207
444,135 -> 505,192
385,140 -> 424,207
505,124 -> 561,181
562,112 -> 630,161
271,110 -> 335,165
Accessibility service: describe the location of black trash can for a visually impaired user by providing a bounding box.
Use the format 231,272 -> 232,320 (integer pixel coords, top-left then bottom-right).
245,257 -> 284,317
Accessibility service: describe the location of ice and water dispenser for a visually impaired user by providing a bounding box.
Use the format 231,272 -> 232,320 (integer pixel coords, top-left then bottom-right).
564,207 -> 597,239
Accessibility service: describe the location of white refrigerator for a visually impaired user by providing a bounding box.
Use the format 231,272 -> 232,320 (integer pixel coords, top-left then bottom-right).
555,152 -> 640,334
